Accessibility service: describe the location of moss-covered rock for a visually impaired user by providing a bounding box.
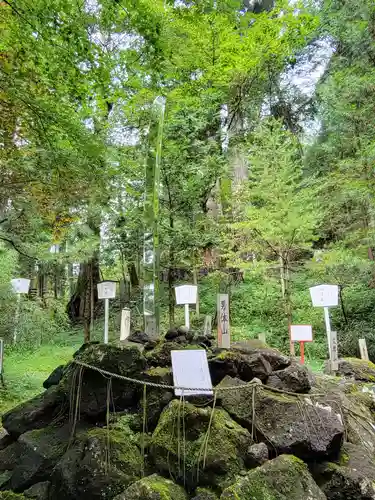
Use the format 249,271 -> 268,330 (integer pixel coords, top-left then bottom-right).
150,400 -> 252,491
220,455 -> 326,499
114,473 -> 188,499
2,386 -> 66,438
336,358 -> 375,382
136,368 -> 173,430
313,443 -> 375,499
218,376 -> 343,460
145,341 -> 185,367
245,443 -> 268,468
191,487 -> 219,499
23,481 -> 50,499
1,424 -> 70,492
312,376 -> 375,454
62,343 -> 147,420
50,423 -> 143,500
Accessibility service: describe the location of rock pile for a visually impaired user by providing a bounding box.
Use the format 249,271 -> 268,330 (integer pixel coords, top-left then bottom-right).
1,330 -> 375,499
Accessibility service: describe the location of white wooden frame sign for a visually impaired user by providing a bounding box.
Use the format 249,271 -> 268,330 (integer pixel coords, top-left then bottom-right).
309,284 -> 339,371
97,281 -> 117,344
175,285 -> 197,329
171,349 -> 213,396
290,325 -> 313,364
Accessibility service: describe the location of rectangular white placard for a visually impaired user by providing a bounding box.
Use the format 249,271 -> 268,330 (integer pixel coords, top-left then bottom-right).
97,281 -> 117,300
11,278 -> 30,294
290,325 -> 313,343
171,350 -> 213,396
175,285 -> 198,305
309,284 -> 339,308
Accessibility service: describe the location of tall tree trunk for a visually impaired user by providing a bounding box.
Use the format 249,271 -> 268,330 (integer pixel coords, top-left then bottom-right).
66,253 -> 100,342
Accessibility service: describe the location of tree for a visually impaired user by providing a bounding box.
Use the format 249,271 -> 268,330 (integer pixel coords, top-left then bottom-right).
229,120 -> 321,352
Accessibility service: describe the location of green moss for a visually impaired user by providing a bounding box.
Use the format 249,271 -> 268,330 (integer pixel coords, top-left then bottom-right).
119,474 -> 188,499
0,493 -> 26,499
144,367 -> 171,377
150,400 -> 251,490
221,455 -> 326,500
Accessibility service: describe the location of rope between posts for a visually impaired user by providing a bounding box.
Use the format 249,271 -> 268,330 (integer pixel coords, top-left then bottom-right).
72,360 -> 325,397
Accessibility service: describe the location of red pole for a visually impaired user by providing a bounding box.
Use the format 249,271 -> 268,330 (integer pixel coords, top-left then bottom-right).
300,341 -> 305,364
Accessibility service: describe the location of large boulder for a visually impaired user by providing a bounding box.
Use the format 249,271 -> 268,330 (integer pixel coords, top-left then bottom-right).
43,365 -> 66,389
114,474 -> 188,499
62,343 -> 147,420
334,358 -> 375,382
231,341 -> 291,371
208,350 -> 272,385
220,454 -> 326,499
266,363 -> 313,393
2,386 -> 66,438
312,376 -> 375,454
218,376 -> 344,460
0,425 -> 70,492
23,482 -> 50,499
150,400 -> 252,491
314,443 -> 375,499
50,424 -> 143,500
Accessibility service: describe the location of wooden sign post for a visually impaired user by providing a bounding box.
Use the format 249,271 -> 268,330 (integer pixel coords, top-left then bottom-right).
309,284 -> 339,370
258,332 -> 266,344
290,325 -> 313,364
11,278 -> 30,343
175,285 -> 198,329
97,281 -> 117,344
217,294 -> 230,349
359,338 -> 369,361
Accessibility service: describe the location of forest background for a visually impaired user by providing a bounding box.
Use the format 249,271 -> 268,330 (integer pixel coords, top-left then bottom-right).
1,0 -> 375,405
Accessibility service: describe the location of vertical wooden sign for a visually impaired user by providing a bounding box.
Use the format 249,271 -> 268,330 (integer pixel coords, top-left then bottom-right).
258,333 -> 266,344
330,331 -> 339,372
217,294 -> 230,349
359,339 -> 369,361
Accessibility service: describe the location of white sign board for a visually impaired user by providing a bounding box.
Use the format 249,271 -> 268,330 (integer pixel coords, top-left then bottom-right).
11,278 -> 30,294
290,325 -> 313,343
309,284 -> 339,307
97,281 -> 117,300
175,285 -> 197,305
171,350 -> 213,396
218,294 -> 230,349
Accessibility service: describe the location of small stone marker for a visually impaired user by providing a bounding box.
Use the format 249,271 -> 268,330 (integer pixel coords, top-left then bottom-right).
120,308 -> 131,341
290,325 -> 313,365
330,331 -> 339,372
359,338 -> 369,361
203,314 -> 212,336
258,332 -> 266,344
217,293 -> 230,349
171,349 -> 213,396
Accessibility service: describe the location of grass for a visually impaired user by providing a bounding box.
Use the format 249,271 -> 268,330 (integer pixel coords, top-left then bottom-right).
0,342 -> 81,417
